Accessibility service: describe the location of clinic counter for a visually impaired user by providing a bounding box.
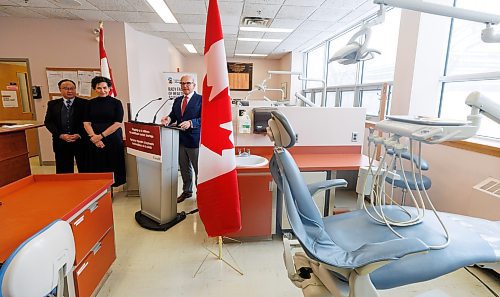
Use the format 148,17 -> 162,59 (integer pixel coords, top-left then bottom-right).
230,146 -> 370,239
0,121 -> 44,187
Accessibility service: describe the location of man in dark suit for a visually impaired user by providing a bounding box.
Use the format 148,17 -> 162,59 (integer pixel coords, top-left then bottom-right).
44,79 -> 87,173
161,75 -> 202,203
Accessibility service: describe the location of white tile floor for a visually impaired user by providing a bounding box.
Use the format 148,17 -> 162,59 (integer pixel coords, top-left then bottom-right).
30,159 -> 499,297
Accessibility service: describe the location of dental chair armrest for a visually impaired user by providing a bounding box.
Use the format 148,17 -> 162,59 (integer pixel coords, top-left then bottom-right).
349,238 -> 429,275
307,179 -> 348,196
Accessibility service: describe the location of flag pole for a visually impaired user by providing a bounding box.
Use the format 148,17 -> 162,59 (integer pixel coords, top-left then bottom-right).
193,235 -> 244,277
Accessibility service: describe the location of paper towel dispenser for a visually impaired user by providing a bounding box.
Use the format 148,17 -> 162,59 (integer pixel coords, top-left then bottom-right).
253,107 -> 277,133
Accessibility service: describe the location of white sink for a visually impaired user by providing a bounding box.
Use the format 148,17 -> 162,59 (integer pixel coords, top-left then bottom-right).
235,155 -> 269,168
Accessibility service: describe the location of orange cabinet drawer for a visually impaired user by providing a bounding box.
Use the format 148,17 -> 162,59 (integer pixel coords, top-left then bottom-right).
71,192 -> 114,264
74,229 -> 116,297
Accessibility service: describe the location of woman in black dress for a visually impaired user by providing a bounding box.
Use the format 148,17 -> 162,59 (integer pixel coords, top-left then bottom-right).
83,76 -> 126,187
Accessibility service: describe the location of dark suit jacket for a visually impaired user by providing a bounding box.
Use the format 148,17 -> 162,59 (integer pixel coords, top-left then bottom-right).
44,97 -> 87,151
168,92 -> 202,148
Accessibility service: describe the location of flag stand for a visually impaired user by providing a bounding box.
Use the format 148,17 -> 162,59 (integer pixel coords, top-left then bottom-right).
193,236 -> 244,277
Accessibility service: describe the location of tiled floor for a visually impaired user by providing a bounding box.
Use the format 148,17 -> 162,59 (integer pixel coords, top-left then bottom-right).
30,159 -> 499,297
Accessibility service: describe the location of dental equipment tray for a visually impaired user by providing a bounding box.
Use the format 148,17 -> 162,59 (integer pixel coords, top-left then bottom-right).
386,115 -> 470,126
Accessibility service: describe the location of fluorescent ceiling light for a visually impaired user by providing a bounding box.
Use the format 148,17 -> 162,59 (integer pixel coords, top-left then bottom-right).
184,44 -> 198,54
238,37 -> 283,42
146,0 -> 177,24
240,26 -> 293,33
234,53 -> 268,57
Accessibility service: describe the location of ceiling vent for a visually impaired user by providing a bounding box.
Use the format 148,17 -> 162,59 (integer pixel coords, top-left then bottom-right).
241,17 -> 272,27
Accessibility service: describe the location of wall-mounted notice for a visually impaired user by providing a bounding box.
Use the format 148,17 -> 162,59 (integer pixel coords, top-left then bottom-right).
1,90 -> 18,108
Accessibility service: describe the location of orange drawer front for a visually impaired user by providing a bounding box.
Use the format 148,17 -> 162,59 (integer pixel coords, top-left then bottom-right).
74,229 -> 116,297
71,192 -> 114,264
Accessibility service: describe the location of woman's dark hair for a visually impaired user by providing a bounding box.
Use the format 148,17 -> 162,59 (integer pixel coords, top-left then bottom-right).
91,76 -> 112,89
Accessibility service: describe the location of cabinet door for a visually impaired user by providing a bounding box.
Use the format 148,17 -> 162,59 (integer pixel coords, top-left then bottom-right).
70,193 -> 114,264
227,173 -> 273,238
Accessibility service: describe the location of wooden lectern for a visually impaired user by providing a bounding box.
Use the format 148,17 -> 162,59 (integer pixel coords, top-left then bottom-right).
124,121 -> 186,231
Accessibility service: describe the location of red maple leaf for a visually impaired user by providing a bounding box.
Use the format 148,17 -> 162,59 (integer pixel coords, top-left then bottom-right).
201,77 -> 234,156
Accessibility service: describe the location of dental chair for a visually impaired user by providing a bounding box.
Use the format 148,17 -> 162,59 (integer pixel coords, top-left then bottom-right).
267,111 -> 500,297
384,149 -> 432,205
0,220 -> 76,297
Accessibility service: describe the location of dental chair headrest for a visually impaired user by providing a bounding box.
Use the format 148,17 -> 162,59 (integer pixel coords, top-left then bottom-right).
266,111 -> 296,148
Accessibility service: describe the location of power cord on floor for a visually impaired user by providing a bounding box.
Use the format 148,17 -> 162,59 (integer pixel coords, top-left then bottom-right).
464,267 -> 499,297
186,208 -> 199,215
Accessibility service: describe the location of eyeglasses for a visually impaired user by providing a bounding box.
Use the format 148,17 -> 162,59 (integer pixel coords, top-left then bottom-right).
179,82 -> 194,86
61,87 -> 76,91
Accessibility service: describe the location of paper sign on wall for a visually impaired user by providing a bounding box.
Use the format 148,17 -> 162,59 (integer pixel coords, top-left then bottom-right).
1,90 -> 18,108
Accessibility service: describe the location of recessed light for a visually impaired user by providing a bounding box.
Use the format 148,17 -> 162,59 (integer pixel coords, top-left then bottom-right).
238,37 -> 283,42
184,44 -> 197,54
240,27 -> 293,33
146,0 -> 178,24
234,53 -> 268,57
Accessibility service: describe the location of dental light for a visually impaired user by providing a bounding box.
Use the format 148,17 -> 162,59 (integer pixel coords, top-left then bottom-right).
375,0 -> 500,43
329,5 -> 385,65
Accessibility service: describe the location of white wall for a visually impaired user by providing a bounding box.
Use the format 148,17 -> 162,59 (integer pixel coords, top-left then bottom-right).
124,24 -> 184,123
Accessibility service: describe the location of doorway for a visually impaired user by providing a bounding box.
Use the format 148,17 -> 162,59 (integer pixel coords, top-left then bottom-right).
0,58 -> 40,157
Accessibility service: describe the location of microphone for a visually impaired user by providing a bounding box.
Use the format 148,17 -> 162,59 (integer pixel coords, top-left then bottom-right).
152,97 -> 174,124
134,97 -> 162,122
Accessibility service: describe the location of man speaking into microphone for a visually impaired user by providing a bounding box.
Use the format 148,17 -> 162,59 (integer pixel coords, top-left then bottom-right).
161,74 -> 202,203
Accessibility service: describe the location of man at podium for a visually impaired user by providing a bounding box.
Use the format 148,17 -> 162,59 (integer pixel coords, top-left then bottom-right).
160,75 -> 202,203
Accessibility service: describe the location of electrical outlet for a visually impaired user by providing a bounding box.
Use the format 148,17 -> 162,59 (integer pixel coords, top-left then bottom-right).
295,133 -> 299,143
351,132 -> 359,142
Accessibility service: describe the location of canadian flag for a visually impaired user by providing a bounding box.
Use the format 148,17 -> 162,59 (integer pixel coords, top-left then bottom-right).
99,23 -> 117,97
197,0 -> 241,236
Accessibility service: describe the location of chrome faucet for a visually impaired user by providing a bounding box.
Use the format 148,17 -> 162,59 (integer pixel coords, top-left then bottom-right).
238,148 -> 251,157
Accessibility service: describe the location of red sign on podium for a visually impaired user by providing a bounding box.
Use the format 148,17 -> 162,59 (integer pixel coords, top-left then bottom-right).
124,122 -> 162,162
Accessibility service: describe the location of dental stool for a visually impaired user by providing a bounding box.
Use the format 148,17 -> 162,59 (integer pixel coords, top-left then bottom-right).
267,110 -> 500,297
384,149 -> 432,205
0,220 -> 75,297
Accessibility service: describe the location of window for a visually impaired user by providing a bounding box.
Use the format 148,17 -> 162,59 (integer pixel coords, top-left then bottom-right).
360,90 -> 381,116
327,27 -> 360,86
440,0 -> 500,139
326,91 -> 337,107
340,91 -> 355,107
361,9 -> 401,83
305,45 -> 326,89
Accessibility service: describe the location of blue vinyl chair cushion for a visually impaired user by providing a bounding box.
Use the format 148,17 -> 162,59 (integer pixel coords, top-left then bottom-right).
386,170 -> 432,190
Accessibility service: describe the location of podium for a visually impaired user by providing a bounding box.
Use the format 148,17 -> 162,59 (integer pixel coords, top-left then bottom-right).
125,121 -> 186,231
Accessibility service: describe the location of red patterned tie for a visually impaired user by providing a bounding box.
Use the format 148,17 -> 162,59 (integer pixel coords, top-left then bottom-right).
181,95 -> 188,115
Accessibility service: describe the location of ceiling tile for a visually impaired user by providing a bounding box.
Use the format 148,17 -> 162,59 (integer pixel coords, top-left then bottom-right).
74,9 -> 114,21
275,5 -> 315,20
186,32 -> 205,39
283,0 -> 323,6
247,0 -> 284,5
105,11 -> 162,22
218,1 -> 243,15
9,0 -> 57,8
222,25 -> 238,34
300,20 -> 335,31
238,31 -> 265,39
129,22 -> 153,31
220,14 -> 240,26
262,31 -> 290,39
151,31 -> 191,40
166,0 -> 207,15
0,6 -> 46,17
254,41 -> 278,52
243,3 -> 280,19
30,7 -> 81,19
85,0 -> 133,11
181,24 -> 205,32
50,0 -> 98,10
175,14 -> 207,25
149,22 -> 184,32
125,0 -> 154,12
269,18 -> 302,29
308,7 -> 348,22
235,41 -> 258,52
